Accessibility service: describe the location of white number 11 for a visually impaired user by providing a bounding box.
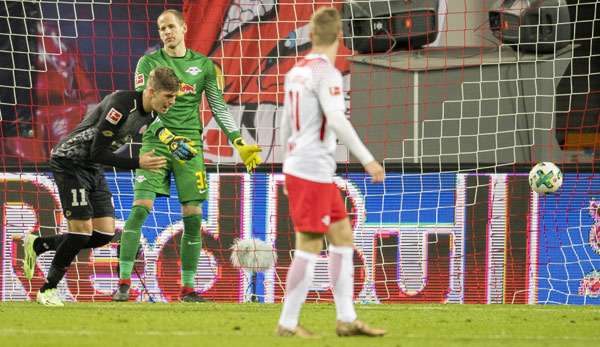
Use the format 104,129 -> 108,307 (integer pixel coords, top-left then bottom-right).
71,188 -> 88,206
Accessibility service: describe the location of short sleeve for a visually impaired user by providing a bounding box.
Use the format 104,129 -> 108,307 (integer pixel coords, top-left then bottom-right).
317,67 -> 345,115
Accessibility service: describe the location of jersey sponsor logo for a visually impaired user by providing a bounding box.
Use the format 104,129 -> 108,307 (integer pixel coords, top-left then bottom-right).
178,82 -> 197,95
105,108 -> 123,125
102,130 -> 114,137
185,66 -> 202,75
135,73 -> 145,88
329,86 -> 341,96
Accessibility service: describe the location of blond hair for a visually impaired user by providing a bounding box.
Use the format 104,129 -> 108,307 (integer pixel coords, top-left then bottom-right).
148,67 -> 180,92
310,7 -> 341,46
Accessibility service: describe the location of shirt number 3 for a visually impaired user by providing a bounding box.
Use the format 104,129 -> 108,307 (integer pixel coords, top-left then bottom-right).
195,171 -> 207,191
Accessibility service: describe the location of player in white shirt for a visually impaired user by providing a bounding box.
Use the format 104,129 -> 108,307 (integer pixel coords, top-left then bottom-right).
277,7 -> 386,338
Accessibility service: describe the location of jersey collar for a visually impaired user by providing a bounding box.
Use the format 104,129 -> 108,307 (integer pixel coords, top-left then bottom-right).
135,91 -> 152,117
161,48 -> 190,59
304,52 -> 332,65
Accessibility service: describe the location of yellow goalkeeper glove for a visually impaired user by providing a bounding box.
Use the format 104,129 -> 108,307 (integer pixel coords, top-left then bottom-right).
233,137 -> 262,173
157,128 -> 198,162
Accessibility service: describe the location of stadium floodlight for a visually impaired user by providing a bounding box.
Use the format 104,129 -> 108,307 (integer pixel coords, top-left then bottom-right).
342,0 -> 439,53
488,0 -> 572,54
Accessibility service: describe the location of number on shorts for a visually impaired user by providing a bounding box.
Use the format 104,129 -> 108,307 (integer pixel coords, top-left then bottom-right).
195,171 -> 207,191
71,188 -> 88,207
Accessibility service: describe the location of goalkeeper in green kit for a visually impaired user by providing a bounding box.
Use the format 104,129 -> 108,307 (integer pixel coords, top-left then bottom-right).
113,9 -> 262,302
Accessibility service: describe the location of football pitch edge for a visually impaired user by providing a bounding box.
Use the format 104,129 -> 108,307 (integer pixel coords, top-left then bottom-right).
1,303 -> 599,347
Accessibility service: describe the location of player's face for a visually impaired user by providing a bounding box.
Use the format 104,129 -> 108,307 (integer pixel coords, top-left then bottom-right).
151,90 -> 177,114
157,13 -> 186,50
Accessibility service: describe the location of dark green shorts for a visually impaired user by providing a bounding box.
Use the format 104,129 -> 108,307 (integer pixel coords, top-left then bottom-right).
133,142 -> 208,203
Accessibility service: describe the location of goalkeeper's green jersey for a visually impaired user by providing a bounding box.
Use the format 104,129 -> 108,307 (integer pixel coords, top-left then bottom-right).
135,48 -> 240,143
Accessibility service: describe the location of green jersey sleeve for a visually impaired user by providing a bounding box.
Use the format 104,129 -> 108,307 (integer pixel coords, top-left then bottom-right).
134,56 -> 154,92
204,61 -> 241,141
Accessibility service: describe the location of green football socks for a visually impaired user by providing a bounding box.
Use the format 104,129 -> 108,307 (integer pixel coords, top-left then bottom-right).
119,205 -> 150,280
181,214 -> 202,288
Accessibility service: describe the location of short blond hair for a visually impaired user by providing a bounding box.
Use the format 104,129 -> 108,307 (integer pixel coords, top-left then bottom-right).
157,9 -> 185,25
310,7 -> 341,46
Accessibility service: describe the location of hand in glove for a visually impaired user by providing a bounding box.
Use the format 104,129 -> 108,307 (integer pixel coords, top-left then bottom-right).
233,137 -> 262,173
157,128 -> 198,162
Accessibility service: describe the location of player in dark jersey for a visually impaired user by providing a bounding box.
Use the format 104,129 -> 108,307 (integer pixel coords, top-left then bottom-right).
20,66 -> 195,306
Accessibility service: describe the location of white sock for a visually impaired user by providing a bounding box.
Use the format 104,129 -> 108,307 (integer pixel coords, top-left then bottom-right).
278,250 -> 317,329
329,245 -> 357,323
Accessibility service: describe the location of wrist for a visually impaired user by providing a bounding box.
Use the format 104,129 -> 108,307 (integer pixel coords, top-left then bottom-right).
233,137 -> 244,149
360,154 -> 376,167
157,128 -> 175,145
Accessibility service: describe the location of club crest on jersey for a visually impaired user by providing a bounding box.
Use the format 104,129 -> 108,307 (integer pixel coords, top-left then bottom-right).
135,73 -> 145,88
105,108 -> 123,125
178,82 -> 196,95
329,86 -> 341,96
185,66 -> 202,75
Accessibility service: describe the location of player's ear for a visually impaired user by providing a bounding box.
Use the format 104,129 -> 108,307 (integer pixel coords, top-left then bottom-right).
182,22 -> 187,35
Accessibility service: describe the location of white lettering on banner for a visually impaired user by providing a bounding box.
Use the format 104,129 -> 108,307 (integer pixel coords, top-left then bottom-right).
263,174 -> 370,303
528,188 -> 539,305
3,203 -> 38,300
0,173 -> 536,303
487,175 -> 508,304
392,178 -> 465,301
0,173 -> 65,301
263,174 -> 467,304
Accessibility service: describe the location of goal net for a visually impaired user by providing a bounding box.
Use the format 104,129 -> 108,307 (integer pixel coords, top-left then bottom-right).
1,0 -> 599,304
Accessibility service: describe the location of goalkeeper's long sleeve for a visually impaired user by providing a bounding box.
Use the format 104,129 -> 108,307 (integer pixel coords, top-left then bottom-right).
324,109 -> 375,166
204,75 -> 241,142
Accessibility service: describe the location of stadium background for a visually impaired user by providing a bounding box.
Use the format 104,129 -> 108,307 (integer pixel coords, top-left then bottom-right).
1,0 -> 599,305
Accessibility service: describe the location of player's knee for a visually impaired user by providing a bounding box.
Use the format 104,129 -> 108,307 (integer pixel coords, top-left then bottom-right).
327,218 -> 354,247
296,232 -> 324,254
133,199 -> 154,210
93,229 -> 115,237
182,201 -> 202,217
91,230 -> 115,247
68,219 -> 94,235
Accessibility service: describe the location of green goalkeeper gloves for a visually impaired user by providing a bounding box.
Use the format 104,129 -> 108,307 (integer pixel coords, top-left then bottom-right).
233,137 -> 262,173
157,128 -> 198,162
